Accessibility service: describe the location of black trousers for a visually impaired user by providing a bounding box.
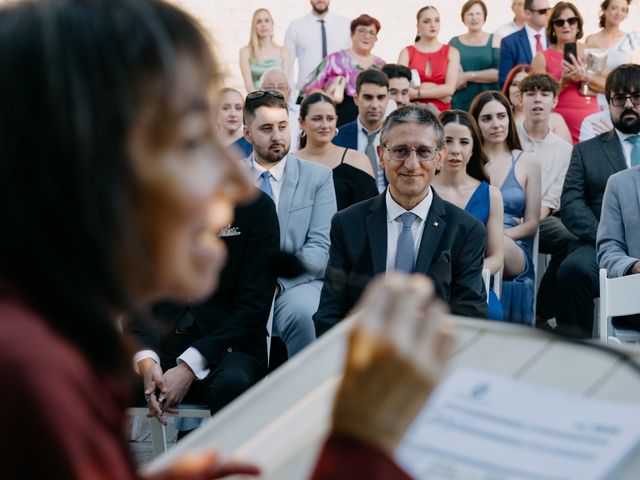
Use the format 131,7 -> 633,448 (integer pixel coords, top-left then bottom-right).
536,214 -> 578,320
133,330 -> 266,416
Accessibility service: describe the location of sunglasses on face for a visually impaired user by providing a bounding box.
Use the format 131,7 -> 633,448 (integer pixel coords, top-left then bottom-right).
552,17 -> 579,28
246,90 -> 285,102
530,8 -> 548,14
610,93 -> 640,107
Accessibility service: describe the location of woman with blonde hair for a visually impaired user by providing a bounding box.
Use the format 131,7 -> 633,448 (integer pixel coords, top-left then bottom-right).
239,8 -> 291,92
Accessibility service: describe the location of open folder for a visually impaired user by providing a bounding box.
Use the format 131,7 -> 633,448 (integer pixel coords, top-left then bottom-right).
396,368 -> 640,480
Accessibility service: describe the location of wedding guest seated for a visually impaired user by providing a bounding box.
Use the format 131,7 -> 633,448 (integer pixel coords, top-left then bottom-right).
470,91 -> 541,324
433,110 -> 504,320
333,69 -> 390,192
127,191 -> 279,427
314,104 -> 487,337
558,63 -> 640,338
304,14 -> 385,127
296,92 -> 378,211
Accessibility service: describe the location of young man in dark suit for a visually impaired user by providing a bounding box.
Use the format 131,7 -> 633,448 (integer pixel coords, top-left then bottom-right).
556,64 -> 640,338
333,69 -> 389,192
314,104 -> 487,336
130,191 -> 280,422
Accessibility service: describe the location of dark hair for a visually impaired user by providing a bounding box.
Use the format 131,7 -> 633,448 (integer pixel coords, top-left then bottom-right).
350,14 -> 381,35
415,5 -> 439,42
599,0 -> 630,28
0,0 -> 217,373
380,104 -> 445,150
501,64 -> 533,98
524,0 -> 536,11
469,91 -> 523,151
461,0 -> 488,23
605,63 -> 640,103
243,91 -> 288,125
355,69 -> 389,94
381,63 -> 412,81
439,110 -> 490,183
547,1 -> 583,44
298,91 -> 336,148
519,73 -> 559,97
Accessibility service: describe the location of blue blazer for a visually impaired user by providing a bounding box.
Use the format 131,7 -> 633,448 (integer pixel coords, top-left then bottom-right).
499,28 -> 533,87
332,119 -> 358,150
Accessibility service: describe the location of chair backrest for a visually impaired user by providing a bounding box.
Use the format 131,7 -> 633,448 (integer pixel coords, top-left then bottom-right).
598,268 -> 640,342
266,290 -> 277,368
482,268 -> 490,304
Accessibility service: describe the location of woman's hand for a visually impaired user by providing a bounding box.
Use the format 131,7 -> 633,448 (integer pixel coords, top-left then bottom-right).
331,274 -> 454,456
141,450 -> 259,480
138,358 -> 175,426
562,54 -> 588,83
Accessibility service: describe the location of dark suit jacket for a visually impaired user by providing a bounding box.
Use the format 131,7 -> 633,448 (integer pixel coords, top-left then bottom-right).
332,119 -> 358,150
499,28 -> 533,87
561,129 -> 627,245
128,191 -> 280,369
314,191 -> 488,336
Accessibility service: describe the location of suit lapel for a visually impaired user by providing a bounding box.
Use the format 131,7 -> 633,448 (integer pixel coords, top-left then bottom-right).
519,30 -> 532,63
414,191 -> 447,274
634,169 -> 640,213
278,156 -> 298,244
600,130 -> 628,172
366,194 -> 387,274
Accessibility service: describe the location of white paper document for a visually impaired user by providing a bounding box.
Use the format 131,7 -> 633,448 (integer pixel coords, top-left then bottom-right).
396,368 -> 640,480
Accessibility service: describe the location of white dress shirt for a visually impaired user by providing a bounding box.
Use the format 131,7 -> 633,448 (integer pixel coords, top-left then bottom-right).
494,19 -> 522,40
284,11 -> 351,92
133,346 -> 210,380
250,154 -> 288,209
615,128 -> 636,168
517,122 -> 572,211
385,187 -> 434,272
524,23 -> 548,56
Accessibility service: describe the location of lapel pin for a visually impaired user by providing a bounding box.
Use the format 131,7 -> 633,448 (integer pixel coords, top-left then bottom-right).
433,221 -> 439,227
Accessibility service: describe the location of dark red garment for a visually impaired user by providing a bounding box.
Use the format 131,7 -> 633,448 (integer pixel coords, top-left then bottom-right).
407,44 -> 452,111
0,298 -> 136,480
310,434 -> 412,480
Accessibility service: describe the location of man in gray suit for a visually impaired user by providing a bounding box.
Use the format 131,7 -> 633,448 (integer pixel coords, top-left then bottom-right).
242,90 -> 337,356
557,64 -> 640,337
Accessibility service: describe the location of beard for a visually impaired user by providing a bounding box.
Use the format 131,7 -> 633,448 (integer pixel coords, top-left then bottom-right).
612,108 -> 640,134
254,141 -> 289,164
311,1 -> 328,15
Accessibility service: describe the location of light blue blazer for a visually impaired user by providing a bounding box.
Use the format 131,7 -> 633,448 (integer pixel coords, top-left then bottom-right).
243,155 -> 337,291
596,166 -> 640,277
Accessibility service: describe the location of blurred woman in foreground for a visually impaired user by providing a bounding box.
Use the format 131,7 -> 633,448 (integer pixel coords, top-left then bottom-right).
0,1 -> 451,478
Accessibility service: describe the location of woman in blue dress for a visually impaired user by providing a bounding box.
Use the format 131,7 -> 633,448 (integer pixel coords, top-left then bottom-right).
432,110 -> 504,320
470,92 -> 541,324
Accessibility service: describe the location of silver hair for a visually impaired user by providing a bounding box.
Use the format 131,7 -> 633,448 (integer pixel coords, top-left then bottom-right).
379,104 -> 445,149
258,67 -> 288,89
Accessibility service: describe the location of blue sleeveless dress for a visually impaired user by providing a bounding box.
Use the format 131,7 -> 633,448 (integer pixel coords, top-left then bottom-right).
499,152 -> 535,324
465,181 -> 503,321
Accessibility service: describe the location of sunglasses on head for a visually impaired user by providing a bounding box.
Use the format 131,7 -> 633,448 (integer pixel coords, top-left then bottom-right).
552,17 -> 579,28
246,90 -> 285,102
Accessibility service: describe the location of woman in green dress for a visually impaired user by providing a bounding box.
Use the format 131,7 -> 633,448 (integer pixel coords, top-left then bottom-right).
449,0 -> 500,111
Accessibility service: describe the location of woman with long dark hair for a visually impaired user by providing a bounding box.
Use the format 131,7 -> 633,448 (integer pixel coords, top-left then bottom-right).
432,110 -> 504,320
470,91 -> 540,324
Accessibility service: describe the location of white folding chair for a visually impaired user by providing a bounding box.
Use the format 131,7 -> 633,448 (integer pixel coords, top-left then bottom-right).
482,268 -> 502,305
598,268 -> 640,345
531,229 -> 540,324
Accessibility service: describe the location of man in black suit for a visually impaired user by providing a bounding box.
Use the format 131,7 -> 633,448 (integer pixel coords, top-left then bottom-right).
556,64 -> 640,338
129,191 -> 280,422
314,104 -> 487,336
333,69 -> 389,192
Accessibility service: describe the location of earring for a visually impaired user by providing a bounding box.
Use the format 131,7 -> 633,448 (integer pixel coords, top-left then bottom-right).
334,127 -> 339,138
300,130 -> 306,138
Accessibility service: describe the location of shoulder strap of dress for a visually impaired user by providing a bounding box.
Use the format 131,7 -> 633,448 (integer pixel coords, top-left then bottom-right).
512,150 -> 525,164
487,33 -> 493,46
341,148 -> 348,164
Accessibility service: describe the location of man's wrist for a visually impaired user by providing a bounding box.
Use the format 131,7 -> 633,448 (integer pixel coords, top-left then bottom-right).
137,357 -> 158,374
178,361 -> 196,380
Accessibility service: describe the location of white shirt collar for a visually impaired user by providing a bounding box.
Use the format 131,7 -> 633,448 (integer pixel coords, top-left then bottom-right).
250,154 -> 287,183
357,116 -> 382,135
524,23 -> 545,38
385,187 -> 433,224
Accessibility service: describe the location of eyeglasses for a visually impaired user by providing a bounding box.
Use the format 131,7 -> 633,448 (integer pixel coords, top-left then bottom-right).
383,145 -> 439,163
246,90 -> 285,102
610,93 -> 640,107
530,8 -> 548,14
552,17 -> 579,28
354,28 -> 377,37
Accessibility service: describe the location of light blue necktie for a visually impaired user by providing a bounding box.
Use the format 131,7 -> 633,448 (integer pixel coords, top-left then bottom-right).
395,212 -> 417,273
626,135 -> 640,167
259,171 -> 274,200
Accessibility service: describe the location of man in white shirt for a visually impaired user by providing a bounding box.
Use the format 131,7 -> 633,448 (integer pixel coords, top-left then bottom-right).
498,0 -> 549,87
314,104 -> 487,336
285,0 -> 351,101
242,90 -> 336,356
494,0 -> 526,40
515,74 -> 575,324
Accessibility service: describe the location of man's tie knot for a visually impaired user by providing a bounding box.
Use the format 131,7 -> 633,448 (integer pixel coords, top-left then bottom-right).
626,134 -> 640,145
398,212 -> 417,230
259,171 -> 274,200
